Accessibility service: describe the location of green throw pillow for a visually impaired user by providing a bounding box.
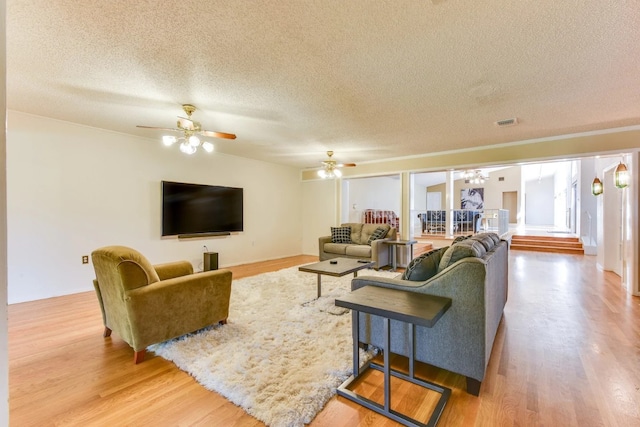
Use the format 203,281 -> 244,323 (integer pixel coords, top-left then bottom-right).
438,240 -> 486,271
401,247 -> 448,281
367,227 -> 389,245
453,234 -> 472,244
330,226 -> 352,244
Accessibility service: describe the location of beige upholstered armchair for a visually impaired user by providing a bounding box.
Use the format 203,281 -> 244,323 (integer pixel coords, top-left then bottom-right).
91,245 -> 232,364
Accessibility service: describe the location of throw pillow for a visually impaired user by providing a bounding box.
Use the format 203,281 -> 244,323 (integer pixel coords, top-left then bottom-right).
453,234 -> 472,244
367,227 -> 389,245
330,226 -> 352,244
470,234 -> 494,251
438,240 -> 486,271
401,247 -> 448,281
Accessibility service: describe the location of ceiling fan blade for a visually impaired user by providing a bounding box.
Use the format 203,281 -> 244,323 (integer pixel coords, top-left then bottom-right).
201,130 -> 237,140
136,125 -> 180,132
336,163 -> 357,168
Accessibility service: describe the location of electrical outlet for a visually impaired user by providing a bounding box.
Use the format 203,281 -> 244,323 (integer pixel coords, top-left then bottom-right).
82,255 -> 89,264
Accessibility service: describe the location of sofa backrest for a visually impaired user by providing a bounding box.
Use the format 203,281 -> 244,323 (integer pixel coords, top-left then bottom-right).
341,222 -> 393,245
437,232 -> 501,272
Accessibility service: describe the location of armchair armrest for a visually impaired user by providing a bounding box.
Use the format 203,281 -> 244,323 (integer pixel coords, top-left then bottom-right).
124,269 -> 233,350
154,261 -> 194,281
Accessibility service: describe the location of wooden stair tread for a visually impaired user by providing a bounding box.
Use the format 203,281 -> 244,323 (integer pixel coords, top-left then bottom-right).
510,234 -> 584,255
511,235 -> 579,242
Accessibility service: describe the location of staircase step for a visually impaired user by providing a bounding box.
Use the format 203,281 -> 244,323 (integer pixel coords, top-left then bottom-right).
511,235 -> 580,243
511,240 -> 583,249
510,234 -> 584,255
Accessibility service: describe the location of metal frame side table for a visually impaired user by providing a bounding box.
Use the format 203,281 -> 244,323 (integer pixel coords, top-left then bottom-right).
335,285 -> 452,427
384,239 -> 417,271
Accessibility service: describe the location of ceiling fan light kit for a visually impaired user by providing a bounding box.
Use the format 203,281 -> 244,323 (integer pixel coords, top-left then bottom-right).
137,104 -> 236,155
317,151 -> 355,179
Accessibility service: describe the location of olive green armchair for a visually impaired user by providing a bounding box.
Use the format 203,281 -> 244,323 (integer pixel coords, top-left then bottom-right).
91,245 -> 232,364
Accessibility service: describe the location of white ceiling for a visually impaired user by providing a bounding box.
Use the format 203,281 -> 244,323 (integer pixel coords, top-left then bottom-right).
7,1 -> 640,169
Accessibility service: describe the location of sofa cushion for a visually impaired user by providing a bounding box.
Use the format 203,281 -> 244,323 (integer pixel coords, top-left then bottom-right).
341,223 -> 364,244
485,232 -> 501,244
345,245 -> 372,258
470,234 -> 495,251
453,234 -> 472,244
367,226 -> 389,245
438,239 -> 487,271
401,247 -> 448,281
331,226 -> 352,244
360,223 -> 390,245
323,243 -> 348,255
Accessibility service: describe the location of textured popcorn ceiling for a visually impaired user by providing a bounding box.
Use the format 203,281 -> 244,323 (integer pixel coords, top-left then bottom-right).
6,1 -> 640,169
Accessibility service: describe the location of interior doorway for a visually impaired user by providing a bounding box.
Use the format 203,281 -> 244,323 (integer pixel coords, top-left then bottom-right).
502,191 -> 517,223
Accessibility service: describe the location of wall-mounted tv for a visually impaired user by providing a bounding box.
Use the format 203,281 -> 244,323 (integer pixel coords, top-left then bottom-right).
161,181 -> 244,237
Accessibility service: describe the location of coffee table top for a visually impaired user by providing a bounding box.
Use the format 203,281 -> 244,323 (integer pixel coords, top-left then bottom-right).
299,258 -> 374,277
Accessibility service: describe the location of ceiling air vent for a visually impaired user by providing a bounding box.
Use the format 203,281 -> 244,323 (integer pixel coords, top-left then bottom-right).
495,118 -> 518,127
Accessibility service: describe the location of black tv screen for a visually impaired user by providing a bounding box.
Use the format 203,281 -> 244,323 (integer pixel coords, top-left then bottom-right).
161,181 -> 244,237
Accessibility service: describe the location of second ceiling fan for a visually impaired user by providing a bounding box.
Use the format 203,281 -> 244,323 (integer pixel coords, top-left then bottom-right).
317,151 -> 356,178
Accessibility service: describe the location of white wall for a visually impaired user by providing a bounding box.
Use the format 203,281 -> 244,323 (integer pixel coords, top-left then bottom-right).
580,157 -> 598,248
524,176 -> 555,225
343,175 -> 401,223
7,112 -> 303,303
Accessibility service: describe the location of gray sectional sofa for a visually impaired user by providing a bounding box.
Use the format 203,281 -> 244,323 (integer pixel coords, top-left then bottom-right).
319,222 -> 397,269
351,232 -> 508,395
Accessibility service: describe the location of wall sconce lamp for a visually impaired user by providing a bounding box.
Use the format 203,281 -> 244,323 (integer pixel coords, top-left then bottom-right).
614,162 -> 629,188
591,177 -> 603,196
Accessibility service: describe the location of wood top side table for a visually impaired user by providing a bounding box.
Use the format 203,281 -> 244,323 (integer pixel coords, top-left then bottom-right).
383,239 -> 418,271
335,285 -> 452,427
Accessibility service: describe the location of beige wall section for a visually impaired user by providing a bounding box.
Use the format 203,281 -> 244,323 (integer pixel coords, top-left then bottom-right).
301,127 -> 640,181
7,111 -> 303,303
301,179 -> 337,255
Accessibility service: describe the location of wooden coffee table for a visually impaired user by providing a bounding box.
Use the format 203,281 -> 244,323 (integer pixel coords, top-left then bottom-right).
298,258 -> 374,298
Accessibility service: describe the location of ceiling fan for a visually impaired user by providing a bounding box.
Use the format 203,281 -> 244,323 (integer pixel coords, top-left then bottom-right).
137,104 -> 236,155
317,151 -> 356,178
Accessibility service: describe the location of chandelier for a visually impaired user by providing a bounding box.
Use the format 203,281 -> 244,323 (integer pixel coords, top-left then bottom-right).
462,169 -> 488,184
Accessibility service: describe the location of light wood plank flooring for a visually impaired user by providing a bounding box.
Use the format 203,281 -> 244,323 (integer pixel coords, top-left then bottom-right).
9,252 -> 640,426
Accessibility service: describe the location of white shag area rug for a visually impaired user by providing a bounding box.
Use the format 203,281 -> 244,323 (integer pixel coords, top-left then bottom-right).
149,265 -> 398,427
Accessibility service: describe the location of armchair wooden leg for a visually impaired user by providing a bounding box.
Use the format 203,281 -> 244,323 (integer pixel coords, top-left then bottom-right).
134,350 -> 146,364
466,377 -> 481,396
219,318 -> 228,325
103,327 -> 112,338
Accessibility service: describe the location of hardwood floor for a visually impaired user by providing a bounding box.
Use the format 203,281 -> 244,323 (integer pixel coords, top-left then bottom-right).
9,252 -> 640,426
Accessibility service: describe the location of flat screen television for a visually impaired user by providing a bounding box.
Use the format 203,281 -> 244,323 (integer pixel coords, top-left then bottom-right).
161,181 -> 244,237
